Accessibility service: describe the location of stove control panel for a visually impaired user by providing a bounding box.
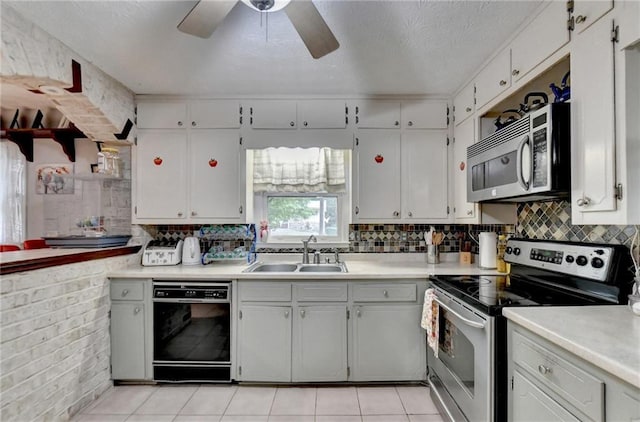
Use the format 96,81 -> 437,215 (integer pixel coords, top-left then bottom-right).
505,239 -> 613,281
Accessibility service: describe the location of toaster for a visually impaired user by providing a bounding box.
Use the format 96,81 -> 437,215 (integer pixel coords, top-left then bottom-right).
142,239 -> 183,266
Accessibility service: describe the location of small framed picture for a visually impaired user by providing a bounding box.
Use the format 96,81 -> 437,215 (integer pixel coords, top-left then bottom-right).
36,164 -> 74,194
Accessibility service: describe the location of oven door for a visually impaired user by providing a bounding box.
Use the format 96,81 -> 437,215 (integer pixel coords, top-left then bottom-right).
428,289 -> 494,422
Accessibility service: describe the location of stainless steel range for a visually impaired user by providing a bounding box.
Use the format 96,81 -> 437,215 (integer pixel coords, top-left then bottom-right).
427,238 -> 635,422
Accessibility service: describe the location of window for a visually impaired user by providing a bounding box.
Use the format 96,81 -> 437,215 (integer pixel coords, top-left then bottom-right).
248,147 -> 351,245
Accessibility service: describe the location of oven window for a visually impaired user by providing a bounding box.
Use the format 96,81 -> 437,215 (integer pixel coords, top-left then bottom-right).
154,302 -> 230,362
438,310 -> 476,396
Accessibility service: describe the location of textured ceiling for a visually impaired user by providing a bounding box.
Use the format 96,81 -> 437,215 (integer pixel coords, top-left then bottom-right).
5,0 -> 543,96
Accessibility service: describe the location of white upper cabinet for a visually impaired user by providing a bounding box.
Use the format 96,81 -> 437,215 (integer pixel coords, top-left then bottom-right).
475,48 -> 511,110
355,101 -> 401,128
571,0 -> 613,34
511,1 -> 570,83
137,102 -> 188,129
249,100 -> 297,129
297,100 -> 347,129
189,100 -> 241,129
453,82 -> 475,126
401,101 -> 448,129
453,117 -> 478,222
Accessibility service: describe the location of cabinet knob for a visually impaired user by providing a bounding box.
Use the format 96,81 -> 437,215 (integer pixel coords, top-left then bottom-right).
177,212 -> 183,217
393,211 -> 400,217
576,15 -> 587,24
538,365 -> 552,375
290,121 -> 295,127
465,107 -> 472,112
177,121 -> 183,127
407,121 -> 413,127
191,211 -> 197,216
467,210 -> 473,216
303,121 -> 308,127
284,310 -> 290,318
134,307 -> 141,314
191,121 -> 197,127
383,290 -> 388,297
499,80 -> 507,86
121,289 -> 129,297
577,197 -> 591,207
300,309 -> 306,318
394,121 -> 400,126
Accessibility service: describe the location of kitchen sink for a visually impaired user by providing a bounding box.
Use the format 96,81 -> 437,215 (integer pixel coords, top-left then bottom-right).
244,262 -> 347,273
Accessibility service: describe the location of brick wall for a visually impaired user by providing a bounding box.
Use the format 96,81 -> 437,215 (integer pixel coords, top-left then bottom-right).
0,254 -> 140,421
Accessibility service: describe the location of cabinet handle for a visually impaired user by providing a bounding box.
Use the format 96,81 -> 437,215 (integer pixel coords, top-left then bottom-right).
577,197 -> 591,207
284,310 -> 290,318
408,212 -> 413,217
394,121 -> 400,126
177,121 -> 183,127
303,121 -> 308,127
467,210 -> 473,216
512,69 -> 520,76
191,121 -> 197,127
465,107 -> 472,112
383,290 -> 388,297
177,212 -> 183,217
407,121 -> 413,127
134,307 -> 141,314
538,365 -> 552,375
499,80 -> 507,86
393,211 -> 400,217
191,211 -> 197,217
290,121 -> 295,127
575,15 -> 587,24
300,309 -> 306,318
121,289 -> 129,297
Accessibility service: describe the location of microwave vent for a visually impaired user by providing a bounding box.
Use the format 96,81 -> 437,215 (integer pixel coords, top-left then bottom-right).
467,116 -> 530,159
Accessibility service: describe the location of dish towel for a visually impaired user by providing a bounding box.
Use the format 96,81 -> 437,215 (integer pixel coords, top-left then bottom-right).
421,288 -> 439,358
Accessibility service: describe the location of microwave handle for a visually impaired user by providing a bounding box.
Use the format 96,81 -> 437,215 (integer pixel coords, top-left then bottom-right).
516,135 -> 531,191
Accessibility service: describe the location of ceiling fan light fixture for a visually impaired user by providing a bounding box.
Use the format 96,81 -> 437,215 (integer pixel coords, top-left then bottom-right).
241,0 -> 291,13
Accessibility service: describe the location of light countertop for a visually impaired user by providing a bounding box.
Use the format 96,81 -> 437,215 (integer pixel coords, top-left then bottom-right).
504,306 -> 640,389
107,253 -> 503,280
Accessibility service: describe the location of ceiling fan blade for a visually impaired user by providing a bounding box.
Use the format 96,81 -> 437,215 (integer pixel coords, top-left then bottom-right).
285,1 -> 339,59
177,0 -> 239,38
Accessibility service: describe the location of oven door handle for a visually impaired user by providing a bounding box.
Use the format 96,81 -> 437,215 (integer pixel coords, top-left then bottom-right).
434,297 -> 486,329
516,134 -> 531,192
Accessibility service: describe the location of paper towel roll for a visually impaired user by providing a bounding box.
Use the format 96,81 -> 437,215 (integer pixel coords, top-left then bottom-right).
479,232 -> 497,269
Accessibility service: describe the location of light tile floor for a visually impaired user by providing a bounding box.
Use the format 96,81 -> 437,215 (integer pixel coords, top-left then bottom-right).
73,385 -> 443,422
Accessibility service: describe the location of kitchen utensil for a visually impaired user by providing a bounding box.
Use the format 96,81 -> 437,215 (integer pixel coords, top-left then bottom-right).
479,232 -> 497,269
517,92 -> 549,115
494,109 -> 522,130
550,71 -> 571,103
182,236 -> 202,265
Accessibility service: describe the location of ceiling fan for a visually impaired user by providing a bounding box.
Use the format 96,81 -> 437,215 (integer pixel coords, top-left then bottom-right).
177,0 -> 339,59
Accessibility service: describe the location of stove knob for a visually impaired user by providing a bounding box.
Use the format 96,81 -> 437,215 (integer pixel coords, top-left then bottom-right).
565,255 -> 574,263
576,255 -> 588,266
591,257 -> 605,269
513,247 -> 521,256
505,246 -> 513,254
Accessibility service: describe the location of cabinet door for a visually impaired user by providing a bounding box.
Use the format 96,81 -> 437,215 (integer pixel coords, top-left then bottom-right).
354,130 -> 401,220
511,1 -> 570,82
135,130 -> 187,220
351,304 -> 425,381
189,129 -> 244,221
401,101 -> 448,129
571,15 -> 617,218
137,102 -> 187,129
572,0 -> 613,34
453,83 -> 475,126
355,101 -> 401,128
453,118 -> 478,222
298,100 -> 347,128
401,131 -> 448,220
250,100 -> 297,129
512,370 -> 581,422
238,305 -> 291,382
475,48 -> 511,110
190,100 -> 241,129
292,305 -> 347,382
111,302 -> 146,380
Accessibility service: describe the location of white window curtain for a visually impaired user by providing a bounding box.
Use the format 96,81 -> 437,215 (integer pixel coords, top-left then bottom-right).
253,147 -> 346,193
0,141 -> 26,244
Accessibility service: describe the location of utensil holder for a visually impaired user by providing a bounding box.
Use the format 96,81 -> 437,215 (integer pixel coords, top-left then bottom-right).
427,245 -> 440,264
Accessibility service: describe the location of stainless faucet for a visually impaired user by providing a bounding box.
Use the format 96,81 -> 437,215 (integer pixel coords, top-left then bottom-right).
301,235 -> 317,264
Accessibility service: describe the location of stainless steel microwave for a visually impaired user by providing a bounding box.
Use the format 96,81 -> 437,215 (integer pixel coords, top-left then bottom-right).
467,103 -> 570,203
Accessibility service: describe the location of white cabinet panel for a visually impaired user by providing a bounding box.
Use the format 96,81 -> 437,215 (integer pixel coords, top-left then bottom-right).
571,15 -> 617,216
111,302 -> 146,380
250,100 -> 297,129
135,130 -> 188,220
137,102 -> 187,129
355,101 -> 401,128
293,305 -> 348,382
298,100 -> 347,129
238,305 -> 291,382
401,101 -> 448,129
453,83 -> 475,126
401,130 -> 448,220
189,100 -> 241,129
511,1 -> 570,82
453,118 -> 478,222
354,130 -> 401,220
572,0 -> 613,34
189,130 -> 243,220
475,48 -> 511,110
